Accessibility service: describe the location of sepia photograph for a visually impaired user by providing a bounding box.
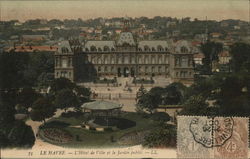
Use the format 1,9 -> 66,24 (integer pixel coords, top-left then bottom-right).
0,0 -> 250,158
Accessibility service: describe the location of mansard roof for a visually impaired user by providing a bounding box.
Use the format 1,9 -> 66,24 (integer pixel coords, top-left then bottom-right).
84,41 -> 115,51
174,40 -> 193,54
57,41 -> 73,53
117,32 -> 135,46
138,40 -> 169,51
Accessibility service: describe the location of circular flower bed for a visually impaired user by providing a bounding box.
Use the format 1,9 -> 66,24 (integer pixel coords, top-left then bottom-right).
117,130 -> 151,145
39,128 -> 73,144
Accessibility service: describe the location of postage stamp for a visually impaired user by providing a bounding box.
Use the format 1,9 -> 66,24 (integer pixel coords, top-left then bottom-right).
177,116 -> 249,159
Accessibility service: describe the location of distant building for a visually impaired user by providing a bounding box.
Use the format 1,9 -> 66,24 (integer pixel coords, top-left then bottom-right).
21,35 -> 47,42
218,51 -> 231,64
210,32 -> 222,39
193,53 -> 205,65
5,45 -> 57,53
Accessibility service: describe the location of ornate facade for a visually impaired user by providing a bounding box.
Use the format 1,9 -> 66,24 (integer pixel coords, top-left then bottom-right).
55,31 -> 196,83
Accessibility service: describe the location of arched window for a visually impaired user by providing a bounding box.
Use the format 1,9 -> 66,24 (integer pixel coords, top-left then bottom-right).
138,55 -> 143,64
165,47 -> 168,51
157,45 -> 163,51
61,47 -> 69,53
97,57 -> 102,64
111,48 -> 115,51
152,55 -> 155,64
152,47 -> 156,51
90,46 -> 97,51
104,55 -> 108,64
85,48 -> 89,52
138,48 -> 142,51
98,47 -> 102,52
145,55 -> 149,64
111,56 -> 115,64
103,46 -> 110,51
144,45 -> 150,51
158,55 -> 162,64
181,46 -> 188,53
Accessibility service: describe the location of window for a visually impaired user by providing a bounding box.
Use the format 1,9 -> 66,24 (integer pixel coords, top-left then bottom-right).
152,56 -> 155,64
144,45 -> 150,51
97,57 -> 102,64
104,56 -> 108,64
103,46 -> 110,51
158,66 -> 162,73
152,47 -> 156,51
181,46 -> 188,53
138,56 -> 143,64
98,66 -> 101,72
157,45 -> 163,51
181,56 -> 188,67
175,58 -> 179,66
111,56 -> 115,64
145,55 -> 149,64
62,58 -> 67,68
90,46 -> 97,51
98,48 -> 102,52
158,55 -> 162,64
176,72 -> 179,77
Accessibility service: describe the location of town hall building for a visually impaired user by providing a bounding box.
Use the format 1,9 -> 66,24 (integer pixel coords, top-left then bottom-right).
54,30 -> 196,84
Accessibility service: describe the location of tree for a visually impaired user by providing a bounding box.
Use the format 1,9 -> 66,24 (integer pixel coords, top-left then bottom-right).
54,89 -> 80,112
136,93 -> 158,114
214,74 -> 250,116
230,42 -> 250,73
49,78 -> 75,95
17,87 -> 41,110
30,97 -> 56,123
201,41 -> 223,74
0,100 -> 16,127
0,52 -> 29,89
180,95 -> 209,116
7,121 -> 35,148
143,124 -> 176,148
163,83 -> 186,105
136,85 -> 147,101
75,86 -> 91,104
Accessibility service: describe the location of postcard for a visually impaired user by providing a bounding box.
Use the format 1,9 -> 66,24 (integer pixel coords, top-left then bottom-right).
0,0 -> 250,158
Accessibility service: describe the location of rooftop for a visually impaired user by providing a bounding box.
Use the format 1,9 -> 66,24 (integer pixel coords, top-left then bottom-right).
82,101 -> 122,110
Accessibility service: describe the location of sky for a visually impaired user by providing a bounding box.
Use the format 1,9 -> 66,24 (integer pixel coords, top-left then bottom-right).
1,0 -> 250,22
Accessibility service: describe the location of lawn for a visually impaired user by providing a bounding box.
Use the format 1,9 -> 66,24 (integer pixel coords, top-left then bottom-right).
40,112 -> 161,148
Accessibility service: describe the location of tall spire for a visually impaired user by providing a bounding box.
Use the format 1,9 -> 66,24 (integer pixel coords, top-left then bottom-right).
203,16 -> 209,43
123,16 -> 130,32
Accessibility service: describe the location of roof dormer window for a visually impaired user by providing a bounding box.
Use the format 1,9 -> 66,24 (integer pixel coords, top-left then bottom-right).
181,46 -> 188,53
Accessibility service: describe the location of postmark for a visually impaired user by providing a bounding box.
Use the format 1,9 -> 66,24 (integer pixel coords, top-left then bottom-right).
214,117 -> 249,159
177,116 -> 249,159
177,116 -> 213,158
189,116 -> 234,148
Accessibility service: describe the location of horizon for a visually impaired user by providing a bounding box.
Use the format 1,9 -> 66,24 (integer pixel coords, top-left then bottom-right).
1,0 -> 250,22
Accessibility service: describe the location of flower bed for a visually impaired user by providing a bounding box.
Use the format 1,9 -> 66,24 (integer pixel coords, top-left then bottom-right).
39,128 -> 73,144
